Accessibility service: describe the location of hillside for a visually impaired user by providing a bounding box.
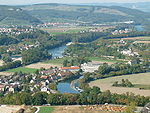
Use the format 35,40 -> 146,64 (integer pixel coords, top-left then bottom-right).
21,3 -> 150,24
0,4 -> 149,25
81,2 -> 150,12
0,5 -> 43,25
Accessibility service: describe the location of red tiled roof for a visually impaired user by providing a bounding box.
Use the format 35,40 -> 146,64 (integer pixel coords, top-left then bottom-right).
61,66 -> 80,70
40,76 -> 48,79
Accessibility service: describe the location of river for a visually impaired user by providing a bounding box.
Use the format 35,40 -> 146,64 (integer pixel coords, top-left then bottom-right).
48,43 -> 82,94
57,83 -> 79,94
48,45 -> 67,59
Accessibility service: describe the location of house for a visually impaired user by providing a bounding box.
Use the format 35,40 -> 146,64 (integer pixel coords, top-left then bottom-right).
41,86 -> 51,94
57,71 -> 72,78
120,49 -> 136,56
30,80 -> 34,84
40,70 -> 55,75
128,60 -> 138,65
0,84 -> 6,92
45,80 -> 50,84
117,39 -> 127,44
41,81 -> 47,86
60,66 -> 80,72
141,102 -> 150,113
30,87 -> 34,92
57,72 -> 68,77
6,84 -> 18,93
81,62 -> 102,72
40,75 -> 48,79
49,74 -> 58,81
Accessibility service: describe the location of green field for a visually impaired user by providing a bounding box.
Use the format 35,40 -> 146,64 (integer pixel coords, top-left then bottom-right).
38,107 -> 54,113
87,57 -> 126,63
40,27 -> 85,36
43,57 -> 125,66
5,67 -> 37,73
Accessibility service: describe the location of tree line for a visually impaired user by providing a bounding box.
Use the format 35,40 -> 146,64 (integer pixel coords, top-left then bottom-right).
0,60 -> 22,72
0,87 -> 149,107
79,63 -> 149,85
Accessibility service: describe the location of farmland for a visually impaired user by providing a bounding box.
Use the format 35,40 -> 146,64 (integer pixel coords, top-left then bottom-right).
111,36 -> 150,41
25,62 -> 62,69
25,57 -> 68,70
0,105 -> 120,113
40,27 -> 85,35
5,67 -> 37,74
89,72 -> 150,96
38,105 -> 114,113
134,41 -> 150,44
40,26 -> 113,35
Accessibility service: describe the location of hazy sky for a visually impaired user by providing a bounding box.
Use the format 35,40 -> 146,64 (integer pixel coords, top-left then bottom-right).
0,0 -> 150,5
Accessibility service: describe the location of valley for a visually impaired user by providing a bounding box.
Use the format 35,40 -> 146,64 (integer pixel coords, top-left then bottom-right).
0,2 -> 150,113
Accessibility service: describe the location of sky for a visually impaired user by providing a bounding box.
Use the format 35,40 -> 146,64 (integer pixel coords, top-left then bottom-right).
0,0 -> 150,5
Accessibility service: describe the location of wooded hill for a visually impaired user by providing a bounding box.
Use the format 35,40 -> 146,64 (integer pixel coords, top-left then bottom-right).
0,3 -> 150,25
0,5 -> 42,25
22,3 -> 150,24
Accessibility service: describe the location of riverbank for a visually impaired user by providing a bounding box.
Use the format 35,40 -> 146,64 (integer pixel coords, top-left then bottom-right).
70,77 -> 83,93
57,82 -> 79,93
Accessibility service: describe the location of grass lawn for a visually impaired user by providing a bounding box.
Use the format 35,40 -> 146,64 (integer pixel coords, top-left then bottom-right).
5,67 -> 37,73
38,107 -> 54,113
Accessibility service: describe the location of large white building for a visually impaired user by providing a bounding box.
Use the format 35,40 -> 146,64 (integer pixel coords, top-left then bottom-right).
81,62 -> 102,72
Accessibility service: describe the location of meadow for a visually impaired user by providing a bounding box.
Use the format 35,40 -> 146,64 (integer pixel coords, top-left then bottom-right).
87,57 -> 126,64
40,27 -> 86,35
5,67 -> 37,73
90,72 -> 150,96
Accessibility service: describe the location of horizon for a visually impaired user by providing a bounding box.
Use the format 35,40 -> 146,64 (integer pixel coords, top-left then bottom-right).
0,0 -> 150,5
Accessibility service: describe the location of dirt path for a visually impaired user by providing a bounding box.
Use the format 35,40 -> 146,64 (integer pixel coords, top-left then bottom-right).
0,105 -> 22,113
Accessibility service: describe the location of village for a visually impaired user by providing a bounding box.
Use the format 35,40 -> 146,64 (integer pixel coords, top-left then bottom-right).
0,27 -> 35,35
0,65 -> 81,94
